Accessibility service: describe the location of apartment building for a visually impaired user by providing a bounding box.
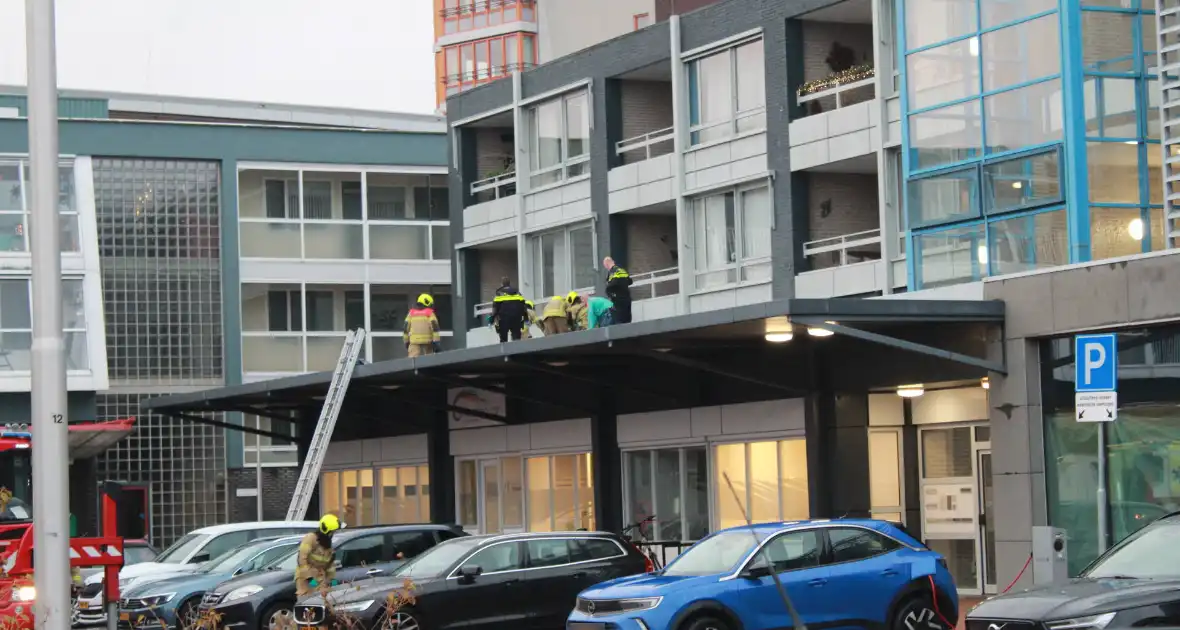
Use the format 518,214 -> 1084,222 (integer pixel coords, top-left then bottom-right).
0,91 -> 448,543
433,0 -> 657,107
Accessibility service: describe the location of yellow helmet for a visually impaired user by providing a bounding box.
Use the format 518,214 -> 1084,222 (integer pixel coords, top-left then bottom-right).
566,291 -> 579,304
319,514 -> 341,535
417,293 -> 434,307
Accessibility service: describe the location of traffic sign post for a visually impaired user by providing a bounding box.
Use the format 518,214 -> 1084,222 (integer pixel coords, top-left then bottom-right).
1074,333 -> 1118,554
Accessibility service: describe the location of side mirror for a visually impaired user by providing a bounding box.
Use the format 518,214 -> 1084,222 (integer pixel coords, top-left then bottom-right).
741,561 -> 773,579
458,565 -> 482,582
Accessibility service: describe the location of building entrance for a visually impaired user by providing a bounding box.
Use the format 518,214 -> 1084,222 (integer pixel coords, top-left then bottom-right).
918,423 -> 992,595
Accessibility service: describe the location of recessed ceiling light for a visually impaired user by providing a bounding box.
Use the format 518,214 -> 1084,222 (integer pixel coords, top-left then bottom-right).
546,361 -> 569,367
896,384 -> 925,398
980,377 -> 990,390
765,332 -> 794,343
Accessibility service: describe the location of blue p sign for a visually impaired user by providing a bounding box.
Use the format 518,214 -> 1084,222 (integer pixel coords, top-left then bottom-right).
1074,334 -> 1117,392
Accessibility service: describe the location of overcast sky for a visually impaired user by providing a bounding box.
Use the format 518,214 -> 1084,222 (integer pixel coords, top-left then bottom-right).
0,0 -> 437,114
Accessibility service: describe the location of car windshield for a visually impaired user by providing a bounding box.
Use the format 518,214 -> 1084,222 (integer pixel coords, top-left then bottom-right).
1084,519 -> 1180,579
125,546 -> 158,565
663,531 -> 759,577
394,538 -> 483,579
156,533 -> 211,564
0,496 -> 31,521
200,541 -> 276,574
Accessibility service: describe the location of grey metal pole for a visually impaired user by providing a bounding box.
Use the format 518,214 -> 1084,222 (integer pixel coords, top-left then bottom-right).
256,431 -> 264,520
26,0 -> 72,627
1096,424 -> 1108,554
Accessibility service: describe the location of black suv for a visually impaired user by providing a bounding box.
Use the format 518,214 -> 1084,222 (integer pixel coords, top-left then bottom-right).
199,524 -> 465,630
968,513 -> 1180,629
295,531 -> 648,630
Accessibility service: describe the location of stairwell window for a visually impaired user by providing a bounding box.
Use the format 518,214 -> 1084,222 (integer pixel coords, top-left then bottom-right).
691,185 -> 772,289
529,90 -> 591,188
688,37 -> 766,145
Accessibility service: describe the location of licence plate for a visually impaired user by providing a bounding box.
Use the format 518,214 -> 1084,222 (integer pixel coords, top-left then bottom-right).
119,613 -> 129,622
78,602 -> 89,610
568,624 -> 606,630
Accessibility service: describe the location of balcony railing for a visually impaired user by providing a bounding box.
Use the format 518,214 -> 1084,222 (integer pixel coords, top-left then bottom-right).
615,127 -> 674,162
802,229 -> 883,269
442,63 -> 536,87
470,171 -> 517,200
439,0 -> 534,19
797,65 -> 876,113
472,288 -> 597,319
630,266 -> 680,299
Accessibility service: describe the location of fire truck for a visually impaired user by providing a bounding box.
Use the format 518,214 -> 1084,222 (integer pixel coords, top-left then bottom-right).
0,422 -> 132,630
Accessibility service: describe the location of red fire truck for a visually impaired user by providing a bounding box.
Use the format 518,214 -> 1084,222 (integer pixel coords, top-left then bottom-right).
0,421 -> 133,630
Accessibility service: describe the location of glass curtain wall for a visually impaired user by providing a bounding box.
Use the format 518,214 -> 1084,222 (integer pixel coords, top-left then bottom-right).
321,465 -> 432,526
1043,323 -> 1180,576
623,447 -> 710,542
902,0 -> 1069,288
456,453 -> 592,533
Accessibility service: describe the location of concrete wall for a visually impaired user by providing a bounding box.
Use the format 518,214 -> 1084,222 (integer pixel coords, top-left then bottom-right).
984,250 -> 1180,589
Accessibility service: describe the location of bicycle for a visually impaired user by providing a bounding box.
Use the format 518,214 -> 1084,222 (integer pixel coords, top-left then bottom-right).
621,515 -> 664,571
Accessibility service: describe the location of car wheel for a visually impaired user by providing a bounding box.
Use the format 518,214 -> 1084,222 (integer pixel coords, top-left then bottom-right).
895,594 -> 950,630
680,615 -> 731,630
385,610 -> 422,630
260,601 -> 295,630
176,598 -> 201,628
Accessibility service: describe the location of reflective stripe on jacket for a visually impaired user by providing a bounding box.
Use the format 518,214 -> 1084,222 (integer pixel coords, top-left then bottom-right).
568,302 -> 588,330
295,532 -> 336,582
404,307 -> 441,344
542,296 -> 568,319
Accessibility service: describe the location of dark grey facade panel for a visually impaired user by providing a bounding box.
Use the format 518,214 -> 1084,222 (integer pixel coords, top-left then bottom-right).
445,79 -> 514,125
520,23 -> 671,99
677,0 -> 847,51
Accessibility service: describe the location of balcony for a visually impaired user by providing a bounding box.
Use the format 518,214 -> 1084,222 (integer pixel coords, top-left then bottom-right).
609,128 -> 676,214
439,0 -> 536,34
458,113 -> 520,245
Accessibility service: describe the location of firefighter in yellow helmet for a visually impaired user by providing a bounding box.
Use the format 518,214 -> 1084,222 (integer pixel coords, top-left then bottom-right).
540,294 -> 572,335
521,300 -> 542,339
566,291 -> 589,331
295,515 -> 340,596
404,293 -> 442,358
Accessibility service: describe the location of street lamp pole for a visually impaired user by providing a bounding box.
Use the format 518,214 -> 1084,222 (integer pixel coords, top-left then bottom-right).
26,0 -> 72,626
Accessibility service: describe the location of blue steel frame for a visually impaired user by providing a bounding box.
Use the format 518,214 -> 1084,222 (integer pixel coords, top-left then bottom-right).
899,0 -> 1161,289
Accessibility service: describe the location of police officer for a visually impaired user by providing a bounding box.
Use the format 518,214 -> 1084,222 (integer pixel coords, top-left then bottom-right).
491,277 -> 528,343
296,515 -> 340,596
404,293 -> 442,357
603,256 -> 633,325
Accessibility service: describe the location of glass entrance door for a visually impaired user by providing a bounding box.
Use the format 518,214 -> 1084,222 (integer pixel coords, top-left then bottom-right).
979,450 -> 997,593
918,424 -> 982,595
481,460 -> 502,533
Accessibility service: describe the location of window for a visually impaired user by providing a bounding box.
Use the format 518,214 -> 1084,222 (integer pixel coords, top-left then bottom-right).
868,429 -> 905,523
691,185 -> 771,289
529,91 -> 591,187
714,439 -> 809,530
634,13 -> 653,29
200,532 -> 251,563
462,542 -> 525,573
0,278 -> 88,372
526,539 -> 571,567
828,528 -> 901,562
530,222 -> 596,296
440,32 -> 537,93
625,447 -> 709,542
243,544 -> 296,573
688,38 -> 765,144
759,529 -> 822,571
525,453 -> 594,532
337,535 -> 385,567
0,160 -> 80,253
242,414 -> 298,467
321,464 -> 431,526
569,538 -> 625,562
388,531 -> 436,560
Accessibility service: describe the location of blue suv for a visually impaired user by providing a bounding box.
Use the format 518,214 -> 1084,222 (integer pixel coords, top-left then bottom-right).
568,519 -> 958,630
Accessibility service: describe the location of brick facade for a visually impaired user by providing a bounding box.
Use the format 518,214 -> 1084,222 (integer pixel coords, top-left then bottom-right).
227,466 -> 300,523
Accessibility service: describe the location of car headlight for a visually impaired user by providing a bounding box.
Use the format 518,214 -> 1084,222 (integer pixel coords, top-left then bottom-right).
333,600 -> 375,613
223,585 -> 263,602
12,586 -> 35,602
1046,613 -> 1117,630
137,593 -> 176,607
613,597 -> 662,612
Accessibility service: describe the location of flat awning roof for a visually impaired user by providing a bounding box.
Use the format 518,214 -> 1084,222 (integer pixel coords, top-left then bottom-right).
141,297 -> 1005,441
69,418 -> 136,459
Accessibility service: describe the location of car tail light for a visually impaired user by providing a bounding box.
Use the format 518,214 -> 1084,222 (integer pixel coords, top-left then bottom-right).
632,544 -> 655,573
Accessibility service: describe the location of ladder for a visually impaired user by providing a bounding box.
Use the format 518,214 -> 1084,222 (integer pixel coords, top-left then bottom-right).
1157,0 -> 1180,247
286,328 -> 367,522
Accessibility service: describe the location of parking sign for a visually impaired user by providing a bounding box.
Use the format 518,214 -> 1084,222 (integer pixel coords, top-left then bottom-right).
1074,334 -> 1118,422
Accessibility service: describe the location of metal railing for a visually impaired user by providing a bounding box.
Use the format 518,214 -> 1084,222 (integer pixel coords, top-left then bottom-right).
615,126 -> 674,162
439,0 -> 534,19
630,266 -> 679,300
633,540 -> 695,568
470,171 -> 517,200
802,228 -> 883,268
472,288 -> 597,319
442,63 -> 536,86
797,66 -> 877,113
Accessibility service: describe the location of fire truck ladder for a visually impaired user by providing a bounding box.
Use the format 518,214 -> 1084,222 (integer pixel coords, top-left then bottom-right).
1157,0 -> 1180,247
286,328 -> 367,522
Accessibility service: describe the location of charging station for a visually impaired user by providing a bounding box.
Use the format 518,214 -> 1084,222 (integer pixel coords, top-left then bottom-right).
1032,526 -> 1069,585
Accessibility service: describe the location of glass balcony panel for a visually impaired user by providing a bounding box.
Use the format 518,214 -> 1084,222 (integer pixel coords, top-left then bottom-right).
238,168 -> 302,219
307,335 -> 348,371
368,173 -> 448,221
242,336 -> 303,372
0,214 -> 25,252
431,225 -> 451,260
304,171 -> 363,221
240,222 -> 301,258
303,223 -> 364,259
370,225 -> 429,260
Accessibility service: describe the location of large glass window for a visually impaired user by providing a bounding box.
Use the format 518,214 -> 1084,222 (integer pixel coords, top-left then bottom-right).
321,464 -> 430,526
529,222 -> 596,296
528,91 -> 591,188
0,160 -> 80,253
688,38 -> 766,145
714,439 -> 808,530
984,79 -> 1064,153
525,453 -> 593,531
691,184 -> 772,289
0,278 -> 88,372
624,447 -> 709,542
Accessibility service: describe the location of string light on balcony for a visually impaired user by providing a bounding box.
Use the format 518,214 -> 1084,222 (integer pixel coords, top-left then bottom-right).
797,64 -> 876,97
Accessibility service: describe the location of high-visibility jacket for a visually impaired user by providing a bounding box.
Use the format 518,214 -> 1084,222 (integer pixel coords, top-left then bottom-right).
541,296 -> 569,320
295,532 -> 336,584
568,302 -> 588,331
404,307 -> 441,345
492,287 -> 527,321
606,265 -> 633,303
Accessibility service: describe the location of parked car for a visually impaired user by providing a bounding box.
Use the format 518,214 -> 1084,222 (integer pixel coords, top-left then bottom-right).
83,521 -> 318,595
115,535 -> 301,630
202,524 -> 465,630
568,519 -> 959,630
295,531 -> 649,630
967,511 -> 1180,629
74,540 -> 159,627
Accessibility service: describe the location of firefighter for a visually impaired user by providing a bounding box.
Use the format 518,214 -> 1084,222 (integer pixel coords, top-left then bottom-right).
404,293 -> 442,357
521,300 -> 542,339
603,256 -> 633,324
566,291 -> 588,331
295,515 -> 340,597
491,277 -> 528,343
541,294 -> 572,335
